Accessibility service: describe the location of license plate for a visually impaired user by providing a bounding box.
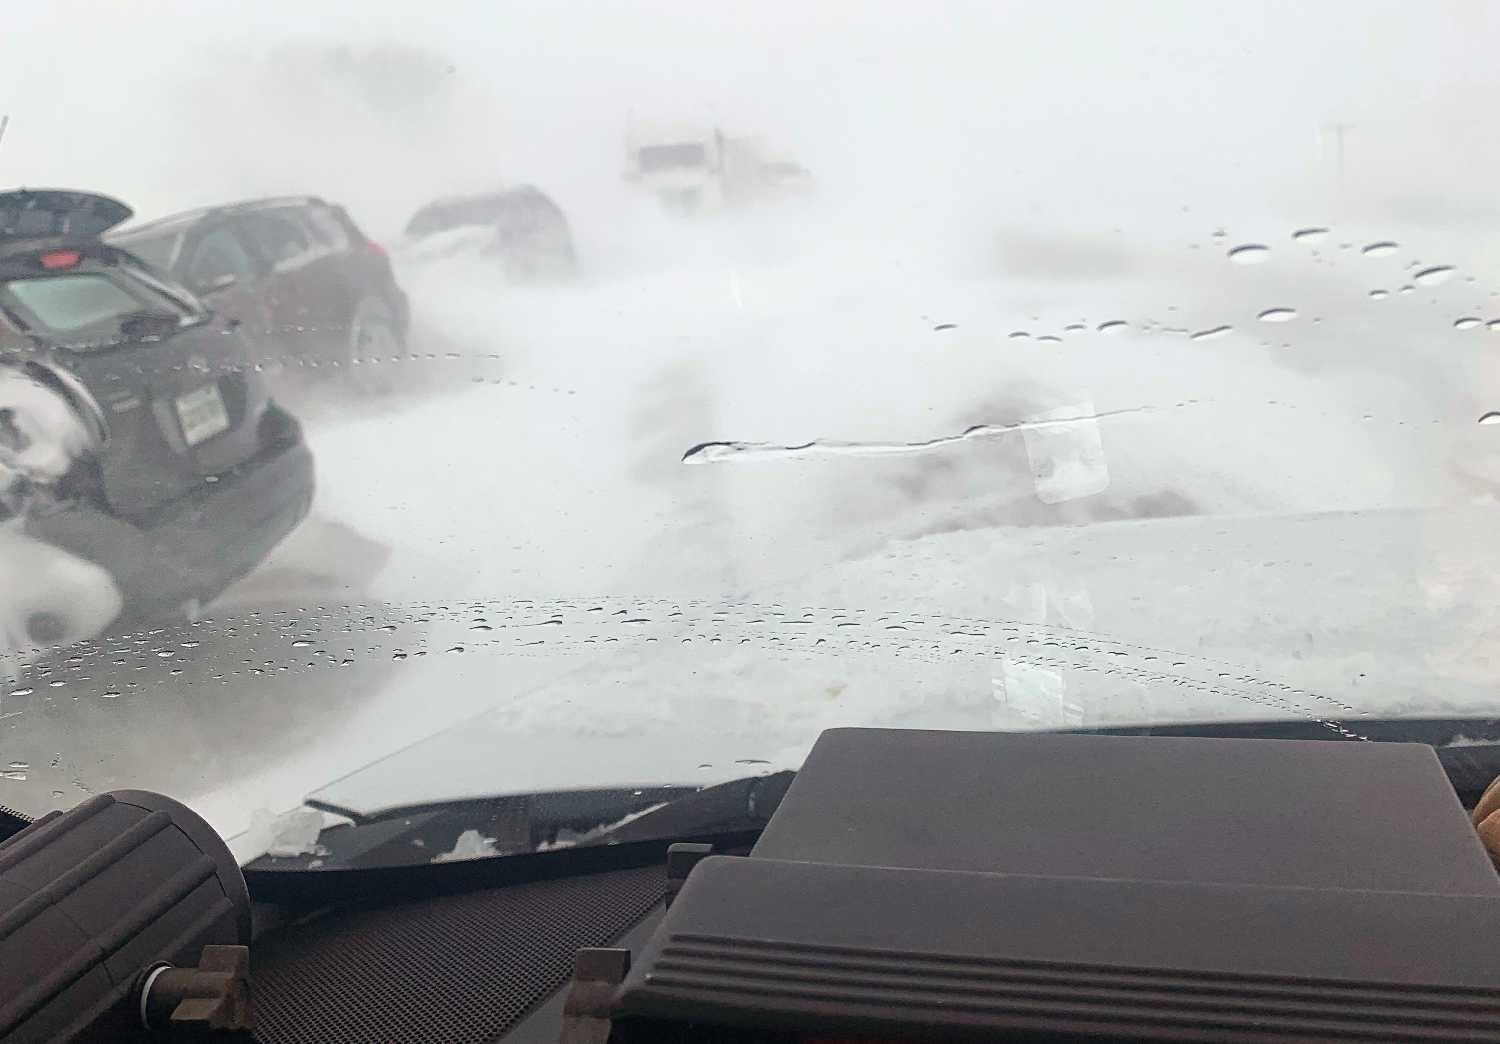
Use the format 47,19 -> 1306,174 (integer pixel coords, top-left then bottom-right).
175,383 -> 230,447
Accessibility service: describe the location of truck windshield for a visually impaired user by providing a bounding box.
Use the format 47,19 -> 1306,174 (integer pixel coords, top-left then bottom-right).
638,143 -> 707,171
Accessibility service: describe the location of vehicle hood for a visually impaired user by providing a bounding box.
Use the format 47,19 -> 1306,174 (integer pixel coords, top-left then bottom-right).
291,502 -> 1500,823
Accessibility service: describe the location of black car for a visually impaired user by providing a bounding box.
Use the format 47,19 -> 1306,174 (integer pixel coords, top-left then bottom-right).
0,189 -> 315,629
108,196 -> 410,372
403,185 -> 577,280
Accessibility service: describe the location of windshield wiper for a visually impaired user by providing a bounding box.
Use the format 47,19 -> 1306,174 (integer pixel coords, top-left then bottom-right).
242,772 -> 795,909
253,717 -> 1500,876
242,716 -> 1500,911
249,771 -> 795,874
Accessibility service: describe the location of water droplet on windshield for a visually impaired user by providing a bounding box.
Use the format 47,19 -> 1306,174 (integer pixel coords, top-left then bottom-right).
290,639 -> 313,648
1096,320 -> 1127,334
9,688 -> 32,697
1256,308 -> 1297,323
99,691 -> 120,699
1488,320 -> 1500,331
1454,317 -> 1483,330
1479,412 -> 1500,426
470,623 -> 492,631
1036,334 -> 1062,344
446,646 -> 465,654
1362,241 -> 1399,258
1062,323 -> 1086,334
47,680 -> 65,688
1368,289 -> 1389,300
932,323 -> 957,332
1007,331 -> 1030,339
1227,244 -> 1269,264
392,651 -> 407,660
1190,325 -> 1233,341
1398,285 -> 1414,295
1415,265 -> 1455,286
1292,227 -> 1329,243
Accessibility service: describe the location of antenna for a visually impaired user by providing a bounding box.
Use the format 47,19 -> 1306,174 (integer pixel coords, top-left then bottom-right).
0,115 -> 9,152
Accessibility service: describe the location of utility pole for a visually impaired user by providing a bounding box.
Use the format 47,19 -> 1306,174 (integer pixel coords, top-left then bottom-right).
1321,121 -> 1354,188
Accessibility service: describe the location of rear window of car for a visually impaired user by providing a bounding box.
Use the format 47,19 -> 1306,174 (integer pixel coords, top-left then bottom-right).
405,191 -> 563,239
405,197 -> 507,238
0,271 -> 190,345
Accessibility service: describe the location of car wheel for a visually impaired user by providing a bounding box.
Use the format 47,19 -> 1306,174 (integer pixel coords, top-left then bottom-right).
346,297 -> 401,394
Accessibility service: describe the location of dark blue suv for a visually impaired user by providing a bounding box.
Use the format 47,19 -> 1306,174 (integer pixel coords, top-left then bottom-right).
0,189 -> 315,633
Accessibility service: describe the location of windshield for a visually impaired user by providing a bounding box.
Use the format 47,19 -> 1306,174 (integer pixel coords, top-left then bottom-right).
637,142 -> 708,171
2,2 -> 1499,865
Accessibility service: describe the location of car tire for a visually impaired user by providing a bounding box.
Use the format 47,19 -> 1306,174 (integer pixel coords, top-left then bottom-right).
345,297 -> 401,395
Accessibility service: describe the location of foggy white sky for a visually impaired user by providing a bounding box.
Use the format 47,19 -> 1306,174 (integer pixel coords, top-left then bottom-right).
4,1 -> 1499,240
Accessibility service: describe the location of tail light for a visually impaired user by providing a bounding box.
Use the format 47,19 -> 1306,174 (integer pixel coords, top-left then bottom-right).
366,240 -> 388,259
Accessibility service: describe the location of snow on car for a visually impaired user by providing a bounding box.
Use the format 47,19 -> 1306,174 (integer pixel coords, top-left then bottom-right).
0,362 -> 121,674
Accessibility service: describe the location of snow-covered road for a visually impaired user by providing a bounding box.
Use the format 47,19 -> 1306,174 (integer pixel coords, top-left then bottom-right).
188,205 -> 1500,834
284,203 -> 1499,602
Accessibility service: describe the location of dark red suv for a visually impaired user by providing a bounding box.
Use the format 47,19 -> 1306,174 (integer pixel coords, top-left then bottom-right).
109,196 -> 410,374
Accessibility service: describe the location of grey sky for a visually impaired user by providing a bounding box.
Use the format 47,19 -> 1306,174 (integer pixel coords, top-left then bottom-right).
2,1 -> 1497,239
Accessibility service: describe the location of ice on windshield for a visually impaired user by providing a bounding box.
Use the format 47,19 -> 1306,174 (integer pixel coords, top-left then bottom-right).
1,2 -> 1499,856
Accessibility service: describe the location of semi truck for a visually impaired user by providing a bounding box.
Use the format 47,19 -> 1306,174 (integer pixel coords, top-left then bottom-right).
623,121 -> 811,213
